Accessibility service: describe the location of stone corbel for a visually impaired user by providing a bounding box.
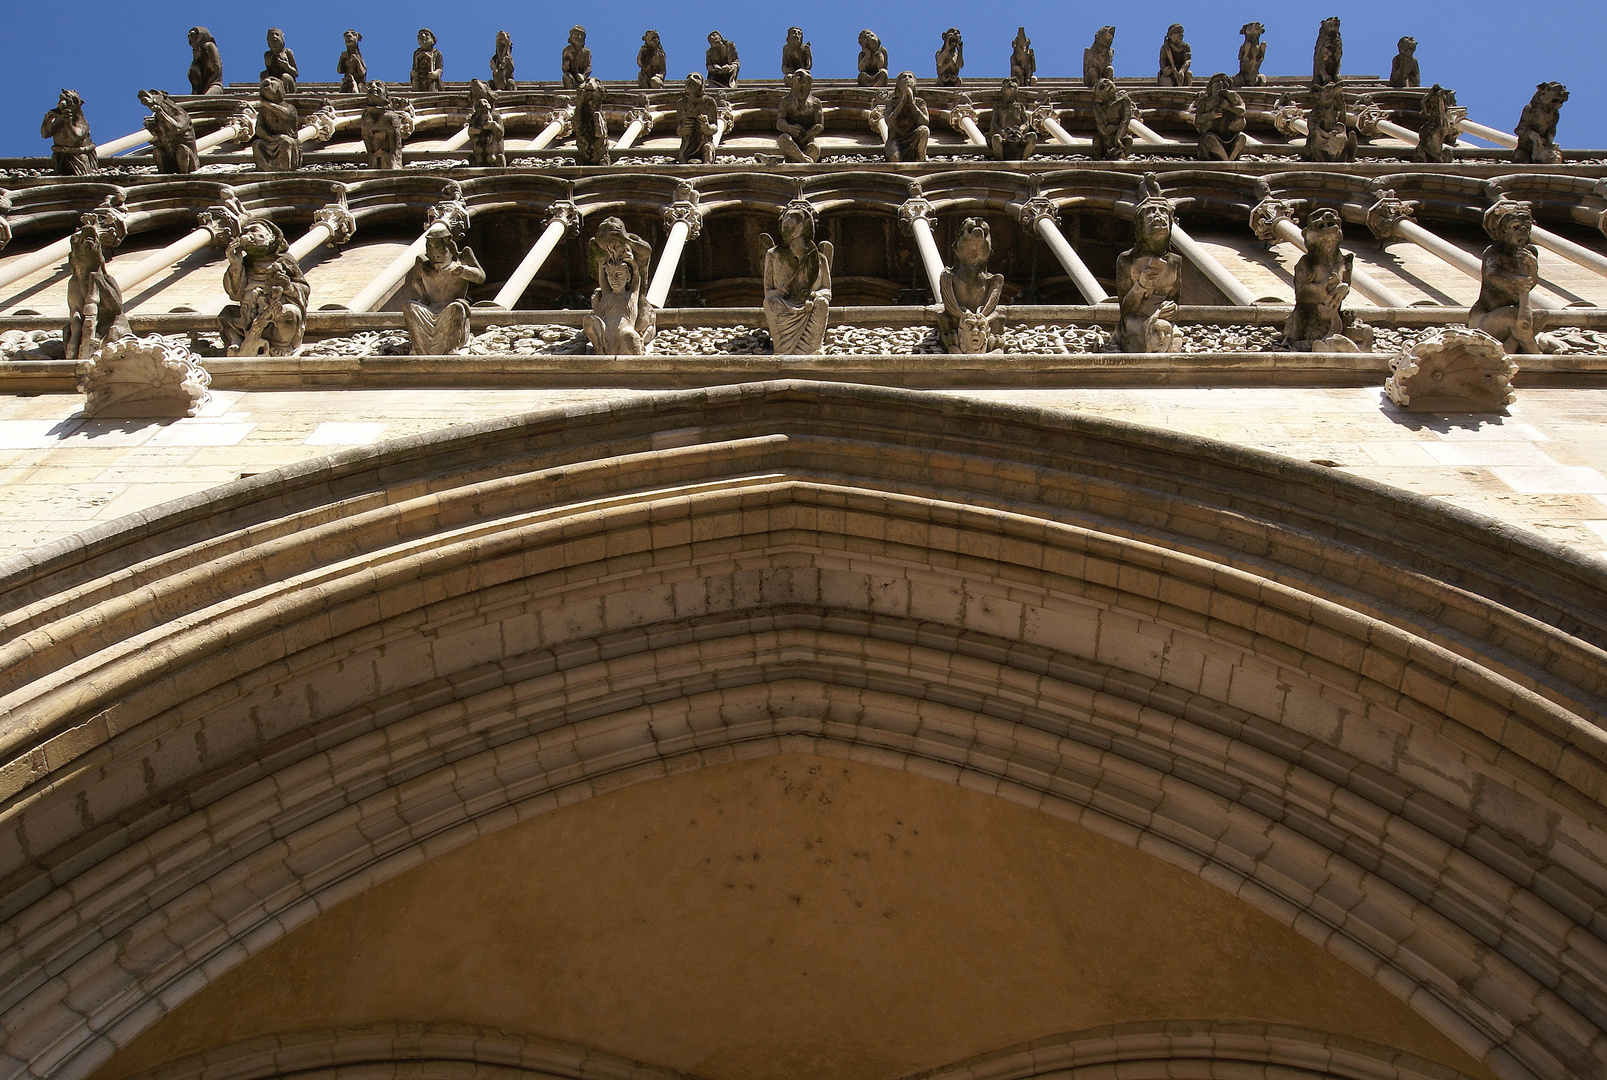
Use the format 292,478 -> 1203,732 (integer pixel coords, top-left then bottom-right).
1365,189 -> 1416,240
1015,195 -> 1059,230
1030,104 -> 1057,137
716,98 -> 736,131
897,192 -> 935,234
1595,179 -> 1607,241
546,200 -> 582,236
306,104 -> 338,143
199,190 -> 246,248
866,104 -> 885,134
90,192 -> 129,248
947,97 -> 979,135
662,185 -> 703,241
1445,104 -> 1467,143
80,335 -> 212,418
1249,197 -> 1298,243
312,186 -> 357,247
1269,95 -> 1305,137
396,99 -> 418,142
228,106 -> 257,144
1349,101 -> 1386,139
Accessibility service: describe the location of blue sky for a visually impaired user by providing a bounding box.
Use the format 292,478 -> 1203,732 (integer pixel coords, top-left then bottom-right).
6,0 -> 1604,154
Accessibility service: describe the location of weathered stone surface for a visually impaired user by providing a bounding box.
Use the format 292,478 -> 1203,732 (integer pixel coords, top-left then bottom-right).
139,90 -> 198,174
40,90 -> 95,176
467,80 -> 505,167
1010,28 -> 1036,85
79,333 -> 210,417
883,72 -> 929,162
1385,325 -> 1517,411
1083,26 -> 1115,88
490,30 -> 515,90
251,76 -> 301,172
1283,208 -> 1372,352
360,82 -> 414,169
218,219 -> 309,356
411,28 -> 443,91
1515,81 -> 1568,164
1194,74 -> 1247,161
638,30 -> 666,88
562,26 -> 591,89
1234,23 -> 1266,87
706,31 -> 739,88
62,206 -> 130,360
337,29 -> 367,92
188,26 -> 223,95
1312,16 -> 1342,87
405,223 -> 483,355
1090,78 -> 1134,160
939,218 -> 1003,353
584,217 -> 654,355
1157,24 -> 1191,87
782,27 -> 812,77
762,200 -> 832,354
262,28 -> 298,92
1390,36 -> 1420,88
857,30 -> 888,87
936,28 -> 964,86
1115,176 -> 1183,353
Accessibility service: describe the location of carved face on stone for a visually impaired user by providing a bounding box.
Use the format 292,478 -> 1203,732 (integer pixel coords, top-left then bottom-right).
685,73 -> 704,97
268,28 -> 285,50
787,27 -> 803,44
497,31 -> 511,53
188,27 -> 204,47
644,31 -> 660,47
418,29 -> 436,49
788,69 -> 813,97
1138,199 -> 1173,245
1303,208 -> 1343,254
259,77 -> 284,103
860,30 -> 880,51
425,229 -> 456,267
344,29 -> 361,50
1094,78 -> 1116,105
779,206 -> 816,250
708,32 -> 723,47
943,28 -> 961,47
1533,82 -> 1570,110
1014,27 -> 1030,50
1167,24 -> 1185,45
238,221 -> 284,259
1398,36 -> 1416,55
1489,203 -> 1534,248
570,27 -> 586,47
896,70 -> 917,94
366,81 -> 389,106
954,218 -> 992,269
999,77 -> 1018,102
602,259 -> 631,293
1205,72 -> 1231,97
1241,23 -> 1263,38
1095,26 -> 1115,48
56,89 -> 82,115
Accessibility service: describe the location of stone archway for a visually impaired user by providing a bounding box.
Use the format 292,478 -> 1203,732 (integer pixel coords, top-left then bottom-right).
1,382 -> 1604,1080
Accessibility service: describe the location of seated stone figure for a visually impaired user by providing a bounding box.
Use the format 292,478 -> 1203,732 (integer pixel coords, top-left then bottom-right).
1469,198 -> 1554,354
252,77 -> 302,172
677,74 -> 719,164
1114,177 -> 1183,353
1157,24 -> 1191,87
938,218 -> 1005,354
63,211 -> 131,360
1514,82 -> 1568,164
1091,79 -> 1134,160
361,82 -> 412,168
262,28 -> 298,92
705,32 -> 740,88
858,30 -> 888,87
218,219 -> 311,357
761,201 -> 833,355
1303,82 -> 1356,162
1083,26 -> 1115,88
404,223 -> 485,355
776,69 -> 825,163
574,77 -> 611,166
1282,208 -> 1373,352
988,78 -> 1036,161
584,218 -> 655,355
1390,36 -> 1419,88
337,30 -> 367,93
638,31 -> 666,88
1413,84 -> 1455,164
41,89 -> 96,176
1233,23 -> 1266,87
1311,17 -> 1342,88
139,89 -> 198,174
491,30 -> 515,91
884,72 -> 929,162
1194,73 -> 1247,161
562,26 -> 591,89
188,27 -> 223,95
782,27 -> 812,76
467,81 -> 504,167
412,29 -> 444,92
935,28 -> 964,86
1011,28 -> 1036,85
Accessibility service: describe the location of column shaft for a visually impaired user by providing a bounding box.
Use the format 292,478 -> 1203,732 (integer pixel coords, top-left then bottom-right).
1375,119 -> 1420,146
1459,119 -> 1519,149
196,123 -> 245,154
347,232 -> 429,313
614,115 -> 651,151
1395,219 -> 1560,310
439,125 -> 473,151
110,228 -> 214,294
645,221 -> 690,309
909,218 -> 945,298
957,116 -> 986,146
0,236 -> 73,293
1168,224 -> 1258,306
1531,226 -> 1607,280
1128,119 -> 1176,146
95,130 -> 151,156
522,116 -> 569,151
1034,217 -> 1109,303
493,217 -> 569,309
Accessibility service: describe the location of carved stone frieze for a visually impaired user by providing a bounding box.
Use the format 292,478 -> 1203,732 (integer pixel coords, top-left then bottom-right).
1385,326 -> 1517,412
1365,190 -> 1415,240
1249,197 -> 1297,243
79,335 -> 211,418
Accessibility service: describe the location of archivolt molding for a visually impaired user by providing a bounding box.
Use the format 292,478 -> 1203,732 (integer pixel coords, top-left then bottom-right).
0,383 -> 1605,1080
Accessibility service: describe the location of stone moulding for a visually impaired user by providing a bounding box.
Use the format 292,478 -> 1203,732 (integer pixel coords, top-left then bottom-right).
1385,324 -> 1518,412
77,333 -> 211,417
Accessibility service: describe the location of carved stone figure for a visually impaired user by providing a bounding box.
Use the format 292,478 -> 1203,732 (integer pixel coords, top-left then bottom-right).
1312,17 -> 1342,88
638,31 -> 666,88
1233,23 -> 1266,87
81,336 -> 211,419
427,181 -> 470,242
262,28 -> 298,93
1303,82 -> 1356,162
1157,25 -> 1192,87
41,90 -> 96,176
883,72 -> 930,163
858,31 -> 889,87
1514,82 -> 1568,165
405,224 -> 484,355
138,90 -> 198,175
491,30 -> 515,91
562,27 -> 591,89
1283,208 -> 1373,352
936,28 -> 964,86
218,219 -> 310,357
1390,37 -> 1419,88
188,27 -> 223,96
63,211 -> 130,360
1194,74 -> 1247,161
1386,326 -> 1518,412
1413,84 -> 1455,164
1083,26 -> 1115,88
1010,28 -> 1036,86
360,82 -> 413,169
1091,78 -> 1134,160
677,74 -> 719,164
938,218 -> 1004,353
252,77 -> 301,172
782,27 -> 812,76
467,81 -> 505,167
574,77 -> 611,166
1115,177 -> 1183,353
1469,198 -> 1550,355
988,78 -> 1036,161
412,29 -> 444,92
583,217 -> 655,356
777,69 -> 825,163
706,32 -> 740,88
762,201 -> 833,355
337,30 -> 367,92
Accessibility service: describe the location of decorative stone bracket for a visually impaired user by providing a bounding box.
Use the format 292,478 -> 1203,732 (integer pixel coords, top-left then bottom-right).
79,335 -> 211,419
546,200 -> 582,236
312,187 -> 357,246
199,191 -> 246,247
1249,197 -> 1298,243
227,107 -> 257,144
1385,325 -> 1517,412
1015,195 -> 1059,230
866,104 -> 885,134
662,184 -> 703,241
947,97 -> 979,135
0,189 -> 11,253
898,193 -> 935,234
305,104 -> 338,143
1269,95 -> 1305,136
1366,189 -> 1416,240
1348,101 -> 1386,139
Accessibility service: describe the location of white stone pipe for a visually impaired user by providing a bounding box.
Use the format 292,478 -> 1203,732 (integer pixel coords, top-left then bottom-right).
1375,119 -> 1420,146
1128,119 -> 1177,146
0,236 -> 73,293
1032,216 -> 1110,304
347,232 -> 430,313
645,220 -> 691,309
1266,217 -> 1408,308
1039,115 -> 1075,145
518,113 -> 571,151
1168,224 -> 1259,306
492,216 -> 570,309
957,116 -> 986,146
908,216 -> 946,299
873,115 -> 889,142
95,129 -> 151,157
439,125 -> 473,151
196,123 -> 247,154
1459,119 -> 1519,149
1530,225 -> 1607,280
710,115 -> 729,152
110,228 -> 213,294
1393,218 -> 1560,310
614,113 -> 656,151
